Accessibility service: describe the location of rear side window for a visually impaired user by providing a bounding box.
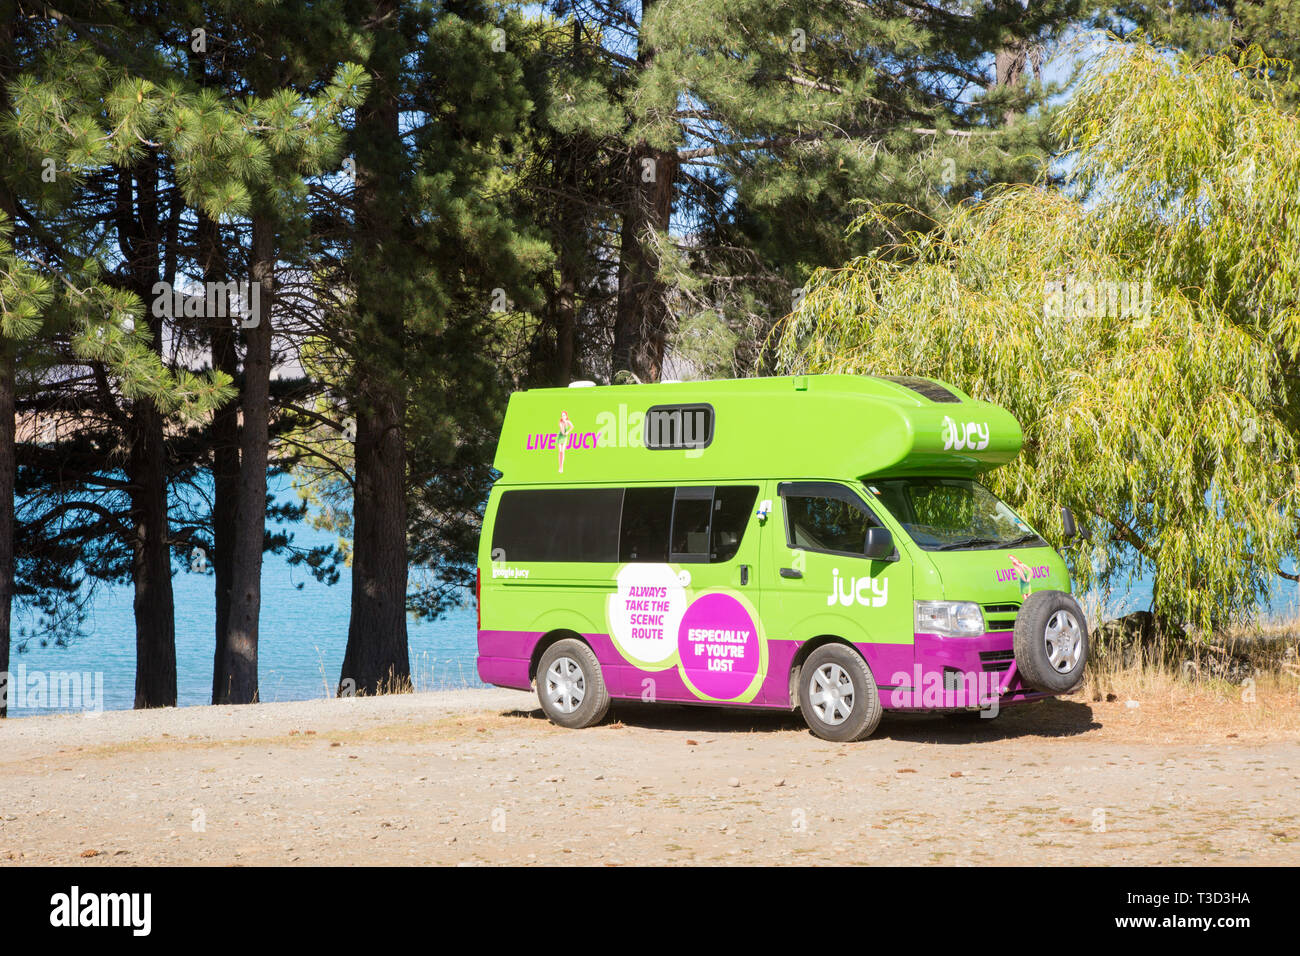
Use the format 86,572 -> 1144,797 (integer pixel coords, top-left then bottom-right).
619,487 -> 675,562
491,488 -> 622,562
491,485 -> 756,564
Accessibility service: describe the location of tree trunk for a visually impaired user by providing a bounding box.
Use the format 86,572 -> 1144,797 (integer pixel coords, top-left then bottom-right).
219,216 -> 274,704
339,0 -> 410,696
129,398 -> 177,708
994,43 -> 1029,125
339,388 -> 409,695
200,212 -> 241,703
555,221 -> 579,386
612,141 -> 677,382
612,1 -> 678,382
123,159 -> 177,709
0,345 -> 14,718
0,6 -> 16,717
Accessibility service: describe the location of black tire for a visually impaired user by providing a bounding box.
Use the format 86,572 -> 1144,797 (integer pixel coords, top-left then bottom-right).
1013,590 -> 1089,693
798,643 -> 882,742
536,639 -> 611,729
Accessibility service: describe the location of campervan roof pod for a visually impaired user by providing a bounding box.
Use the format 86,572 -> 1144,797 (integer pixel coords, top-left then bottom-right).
492,374 -> 1023,484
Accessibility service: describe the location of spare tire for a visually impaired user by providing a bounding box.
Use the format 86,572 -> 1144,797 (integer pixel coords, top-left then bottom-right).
1013,590 -> 1089,693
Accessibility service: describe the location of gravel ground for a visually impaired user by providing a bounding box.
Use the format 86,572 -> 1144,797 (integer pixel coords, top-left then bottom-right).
1,689 -> 1297,866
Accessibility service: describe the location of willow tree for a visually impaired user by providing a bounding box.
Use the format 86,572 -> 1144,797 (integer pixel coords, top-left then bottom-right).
774,41 -> 1300,634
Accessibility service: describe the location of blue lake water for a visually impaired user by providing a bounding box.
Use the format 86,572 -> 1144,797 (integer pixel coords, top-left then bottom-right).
8,474 -> 484,717
7,475 -> 1297,717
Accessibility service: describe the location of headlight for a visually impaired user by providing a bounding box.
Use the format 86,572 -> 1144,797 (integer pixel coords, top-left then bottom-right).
915,600 -> 984,637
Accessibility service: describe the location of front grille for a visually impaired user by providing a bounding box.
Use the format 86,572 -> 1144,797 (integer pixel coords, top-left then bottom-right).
979,649 -> 1014,673
983,602 -> 1020,633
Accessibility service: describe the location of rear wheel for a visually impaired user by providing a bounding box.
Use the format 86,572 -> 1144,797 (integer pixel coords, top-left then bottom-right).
536,639 -> 610,729
798,644 -> 882,742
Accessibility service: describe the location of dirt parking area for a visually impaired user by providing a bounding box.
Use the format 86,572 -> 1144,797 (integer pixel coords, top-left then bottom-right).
1,688 -> 1297,865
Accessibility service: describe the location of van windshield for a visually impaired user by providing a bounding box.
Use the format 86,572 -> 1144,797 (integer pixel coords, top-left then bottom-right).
863,477 -> 1045,552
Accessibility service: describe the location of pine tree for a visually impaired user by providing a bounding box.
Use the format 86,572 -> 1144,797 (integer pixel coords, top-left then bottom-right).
4,2 -> 356,707
302,0 -> 547,694
536,0 -> 1083,381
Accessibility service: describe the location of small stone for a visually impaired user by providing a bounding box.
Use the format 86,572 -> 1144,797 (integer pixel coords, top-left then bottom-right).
1125,699 -> 1140,709
727,777 -> 740,788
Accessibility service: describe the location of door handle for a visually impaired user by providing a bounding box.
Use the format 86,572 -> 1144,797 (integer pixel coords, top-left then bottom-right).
779,567 -> 802,579
740,564 -> 749,585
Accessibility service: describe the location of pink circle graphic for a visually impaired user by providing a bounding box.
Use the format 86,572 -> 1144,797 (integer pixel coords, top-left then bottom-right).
677,592 -> 759,700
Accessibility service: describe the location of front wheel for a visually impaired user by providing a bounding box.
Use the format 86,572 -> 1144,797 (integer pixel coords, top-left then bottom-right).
798,644 -> 882,742
536,639 -> 611,729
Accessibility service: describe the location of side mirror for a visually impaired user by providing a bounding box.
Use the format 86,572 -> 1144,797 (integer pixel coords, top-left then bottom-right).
1060,506 -> 1079,541
864,526 -> 894,561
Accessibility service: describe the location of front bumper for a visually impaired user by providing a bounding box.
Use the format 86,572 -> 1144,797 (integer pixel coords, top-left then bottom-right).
877,631 -> 1054,710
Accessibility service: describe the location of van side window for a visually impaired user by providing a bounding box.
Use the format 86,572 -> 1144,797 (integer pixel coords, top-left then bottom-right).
670,488 -> 713,562
711,486 -> 758,562
491,488 -> 622,562
783,492 -> 880,557
493,485 -> 757,564
667,486 -> 758,563
619,487 -> 675,562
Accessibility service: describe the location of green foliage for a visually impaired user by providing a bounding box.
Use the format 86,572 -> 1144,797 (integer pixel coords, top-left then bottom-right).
0,215 -> 52,340
775,39 -> 1300,633
1106,1 -> 1300,104
1061,41 -> 1300,357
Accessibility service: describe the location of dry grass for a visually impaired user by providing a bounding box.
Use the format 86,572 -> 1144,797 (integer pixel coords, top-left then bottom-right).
1063,597 -> 1300,741
1079,651 -> 1300,743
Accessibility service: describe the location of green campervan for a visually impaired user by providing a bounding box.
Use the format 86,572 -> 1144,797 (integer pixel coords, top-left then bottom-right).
476,374 -> 1088,742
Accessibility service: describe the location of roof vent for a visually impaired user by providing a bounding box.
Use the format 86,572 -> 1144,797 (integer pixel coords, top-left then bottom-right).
568,380 -> 597,388
881,375 -> 960,403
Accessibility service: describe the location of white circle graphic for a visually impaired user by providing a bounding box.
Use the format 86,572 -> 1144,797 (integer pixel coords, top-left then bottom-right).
607,564 -> 687,666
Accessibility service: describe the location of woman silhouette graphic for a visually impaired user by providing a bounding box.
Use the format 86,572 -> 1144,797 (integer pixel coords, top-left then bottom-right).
557,410 -> 574,473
